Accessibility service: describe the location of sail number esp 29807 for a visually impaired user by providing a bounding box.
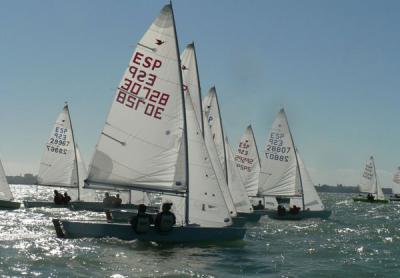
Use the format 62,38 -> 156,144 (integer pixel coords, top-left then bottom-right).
265,132 -> 291,162
115,51 -> 170,120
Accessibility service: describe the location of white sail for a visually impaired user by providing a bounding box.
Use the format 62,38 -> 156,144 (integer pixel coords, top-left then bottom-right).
164,89 -> 232,227
258,109 -> 301,197
203,87 -> 227,181
203,107 -> 237,217
358,156 -> 384,199
225,137 -> 253,213
297,152 -> 324,211
0,159 -> 13,201
37,105 -> 78,188
86,5 -> 186,193
235,125 -> 261,196
129,190 -> 150,206
180,43 -> 203,134
393,167 -> 400,195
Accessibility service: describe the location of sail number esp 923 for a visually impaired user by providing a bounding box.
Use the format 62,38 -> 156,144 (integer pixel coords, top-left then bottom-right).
115,51 -> 171,120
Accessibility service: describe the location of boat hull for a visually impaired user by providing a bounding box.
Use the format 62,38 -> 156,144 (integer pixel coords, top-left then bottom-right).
237,212 -> 262,222
53,219 -> 246,243
265,209 -> 331,220
353,198 -> 389,204
389,197 -> 400,202
0,199 -> 21,210
23,201 -> 69,208
69,202 -> 140,212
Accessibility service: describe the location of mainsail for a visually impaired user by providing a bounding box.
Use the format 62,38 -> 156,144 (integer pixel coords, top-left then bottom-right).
393,167 -> 400,195
202,89 -> 237,217
235,125 -> 261,197
37,104 -> 78,188
86,5 -> 186,193
180,43 -> 203,135
203,87 -> 227,182
166,88 -> 232,227
358,156 -> 384,200
258,109 -> 302,197
0,159 -> 13,201
225,137 -> 253,213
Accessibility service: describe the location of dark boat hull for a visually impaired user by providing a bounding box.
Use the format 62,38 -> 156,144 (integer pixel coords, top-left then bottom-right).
52,219 -> 246,243
0,199 -> 21,210
237,212 -> 262,222
353,198 -> 389,204
23,201 -> 68,208
265,209 -> 331,220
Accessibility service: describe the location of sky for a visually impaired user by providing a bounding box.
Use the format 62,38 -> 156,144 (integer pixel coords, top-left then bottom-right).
0,0 -> 399,187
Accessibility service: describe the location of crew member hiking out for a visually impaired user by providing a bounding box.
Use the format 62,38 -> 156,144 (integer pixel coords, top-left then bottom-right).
130,204 -> 153,234
155,202 -> 176,233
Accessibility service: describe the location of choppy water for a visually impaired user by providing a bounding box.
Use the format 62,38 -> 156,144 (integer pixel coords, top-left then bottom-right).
1,185 -> 400,277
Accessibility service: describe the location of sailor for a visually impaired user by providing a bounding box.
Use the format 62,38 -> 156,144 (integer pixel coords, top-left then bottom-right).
367,193 -> 374,201
130,204 -> 153,234
289,205 -> 300,214
103,192 -> 113,207
113,193 -> 122,207
53,190 -> 63,205
277,205 -> 286,216
63,192 -> 71,204
253,200 -> 265,210
155,202 -> 176,233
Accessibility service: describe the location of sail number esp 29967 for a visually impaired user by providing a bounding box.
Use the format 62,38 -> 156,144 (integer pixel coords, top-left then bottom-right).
46,127 -> 69,155
115,51 -> 170,120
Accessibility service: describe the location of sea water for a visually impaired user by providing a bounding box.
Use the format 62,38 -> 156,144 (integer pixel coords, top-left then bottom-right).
1,185 -> 400,277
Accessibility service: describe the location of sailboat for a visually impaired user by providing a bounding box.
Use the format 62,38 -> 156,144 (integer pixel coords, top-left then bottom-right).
353,156 -> 388,203
53,4 -> 245,243
258,108 -> 331,220
23,104 -> 135,210
390,167 -> 400,201
203,87 -> 257,223
0,159 -> 20,209
225,137 -> 260,222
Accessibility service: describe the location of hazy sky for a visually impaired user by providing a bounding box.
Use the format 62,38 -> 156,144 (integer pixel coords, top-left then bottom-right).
0,0 -> 399,187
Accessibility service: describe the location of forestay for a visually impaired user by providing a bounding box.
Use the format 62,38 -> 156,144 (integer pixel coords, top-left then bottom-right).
225,137 -> 253,213
164,90 -> 232,227
0,159 -> 13,201
37,105 -> 78,188
258,109 -> 302,197
87,5 -> 186,193
235,125 -> 261,197
358,156 -> 384,199
203,87 -> 227,181
392,167 -> 400,195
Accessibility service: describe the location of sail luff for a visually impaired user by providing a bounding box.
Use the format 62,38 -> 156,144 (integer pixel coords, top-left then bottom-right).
170,1 -> 190,225
65,104 -> 80,200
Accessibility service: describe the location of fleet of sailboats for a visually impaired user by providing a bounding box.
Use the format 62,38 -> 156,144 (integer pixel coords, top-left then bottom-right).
0,3 -> 397,244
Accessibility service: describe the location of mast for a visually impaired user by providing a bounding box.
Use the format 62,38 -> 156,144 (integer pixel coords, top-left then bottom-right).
371,156 -> 378,198
171,2 -> 189,225
65,102 -> 80,201
283,109 -> 305,210
191,42 -> 204,137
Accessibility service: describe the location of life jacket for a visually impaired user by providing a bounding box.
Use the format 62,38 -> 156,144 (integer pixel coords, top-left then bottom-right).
134,214 -> 151,234
158,213 -> 175,232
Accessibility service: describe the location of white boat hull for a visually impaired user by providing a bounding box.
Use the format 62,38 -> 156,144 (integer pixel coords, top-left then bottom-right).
52,219 -> 246,243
